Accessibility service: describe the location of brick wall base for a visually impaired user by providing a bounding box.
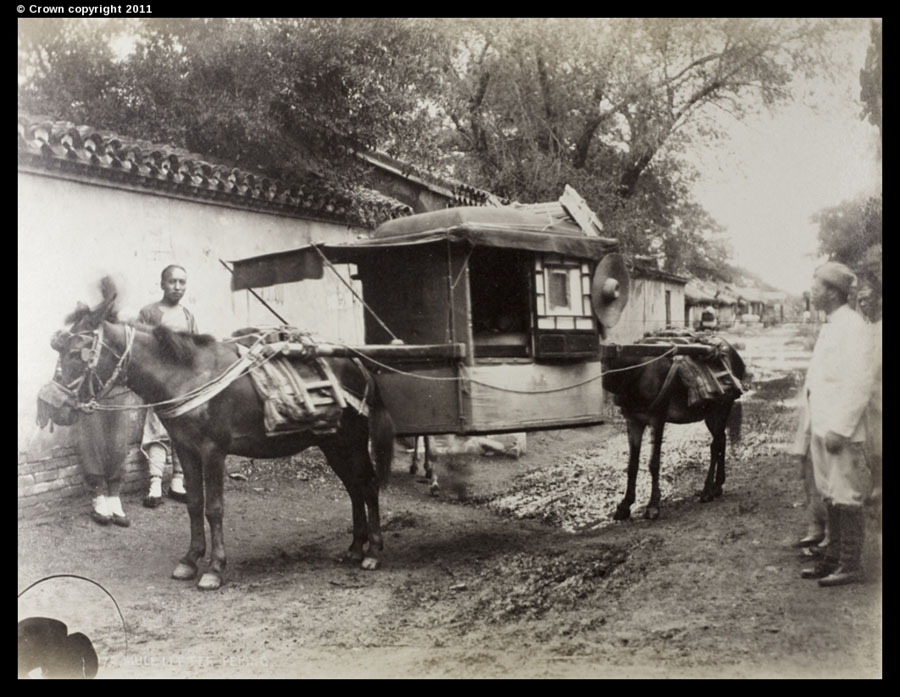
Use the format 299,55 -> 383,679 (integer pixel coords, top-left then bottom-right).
18,444 -> 176,520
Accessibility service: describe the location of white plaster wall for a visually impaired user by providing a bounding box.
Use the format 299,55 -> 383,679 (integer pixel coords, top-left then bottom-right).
606,279 -> 686,344
18,171 -> 367,454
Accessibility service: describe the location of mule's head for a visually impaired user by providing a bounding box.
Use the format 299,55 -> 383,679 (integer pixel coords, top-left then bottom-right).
37,278 -> 120,429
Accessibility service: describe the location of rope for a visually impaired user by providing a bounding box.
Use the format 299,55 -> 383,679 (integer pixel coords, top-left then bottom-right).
450,244 -> 476,291
80,325 -> 680,409
330,340 -> 679,394
84,331 -> 279,413
309,243 -> 400,342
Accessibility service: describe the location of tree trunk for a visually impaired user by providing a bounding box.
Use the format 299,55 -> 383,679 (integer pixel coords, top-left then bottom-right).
618,151 -> 655,198
573,116 -> 606,169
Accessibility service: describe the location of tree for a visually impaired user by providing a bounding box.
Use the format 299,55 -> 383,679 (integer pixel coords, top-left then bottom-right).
813,19 -> 882,280
859,19 -> 882,145
416,18 -> 844,268
814,194 -> 882,270
18,18 -> 443,184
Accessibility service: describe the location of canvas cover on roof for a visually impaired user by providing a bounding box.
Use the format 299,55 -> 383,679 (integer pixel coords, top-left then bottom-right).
231,206 -> 619,290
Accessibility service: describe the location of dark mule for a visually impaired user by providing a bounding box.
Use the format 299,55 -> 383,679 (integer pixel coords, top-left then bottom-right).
42,281 -> 395,590
601,338 -> 745,521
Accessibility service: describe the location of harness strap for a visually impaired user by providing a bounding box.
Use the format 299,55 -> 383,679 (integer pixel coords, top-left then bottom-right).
155,345 -> 262,419
73,325 -> 135,412
648,357 -> 682,413
95,325 -> 134,400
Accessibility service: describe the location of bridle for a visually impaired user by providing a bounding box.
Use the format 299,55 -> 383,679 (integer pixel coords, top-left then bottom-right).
54,324 -> 135,412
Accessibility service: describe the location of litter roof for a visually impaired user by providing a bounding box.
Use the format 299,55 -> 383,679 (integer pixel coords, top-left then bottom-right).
369,206 -> 618,256
230,205 -> 620,291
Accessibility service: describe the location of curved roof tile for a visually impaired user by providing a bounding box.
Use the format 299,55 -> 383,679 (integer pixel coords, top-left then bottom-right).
17,112 -> 412,228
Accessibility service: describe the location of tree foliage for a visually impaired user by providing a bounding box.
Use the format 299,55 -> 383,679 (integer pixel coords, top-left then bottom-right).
417,18 -> 841,274
859,19 -> 882,142
18,18 -> 442,183
814,194 -> 882,270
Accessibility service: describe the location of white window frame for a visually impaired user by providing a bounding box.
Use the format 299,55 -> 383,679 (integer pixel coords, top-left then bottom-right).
534,255 -> 594,331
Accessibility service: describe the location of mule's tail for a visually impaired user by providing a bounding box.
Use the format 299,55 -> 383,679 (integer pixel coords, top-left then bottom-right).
369,384 -> 395,489
727,400 -> 743,446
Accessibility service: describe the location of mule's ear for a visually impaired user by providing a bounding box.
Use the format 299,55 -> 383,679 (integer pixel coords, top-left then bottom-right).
99,275 -> 118,303
88,276 -> 119,324
63,301 -> 91,325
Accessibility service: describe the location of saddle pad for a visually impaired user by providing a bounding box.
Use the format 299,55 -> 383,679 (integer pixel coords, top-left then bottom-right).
246,354 -> 345,436
676,356 -> 740,406
641,330 -> 742,407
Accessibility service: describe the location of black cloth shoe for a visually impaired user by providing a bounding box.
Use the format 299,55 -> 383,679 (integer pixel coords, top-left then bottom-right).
90,510 -> 111,525
800,545 -> 824,558
167,489 -> 187,503
801,560 -> 838,579
111,514 -> 131,527
794,533 -> 825,548
143,495 -> 164,508
818,566 -> 866,586
801,503 -> 840,577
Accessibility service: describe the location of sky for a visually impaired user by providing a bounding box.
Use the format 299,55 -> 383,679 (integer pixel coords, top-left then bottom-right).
687,20 -> 881,296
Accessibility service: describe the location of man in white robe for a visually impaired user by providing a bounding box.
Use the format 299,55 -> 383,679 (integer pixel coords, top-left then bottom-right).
796,261 -> 875,586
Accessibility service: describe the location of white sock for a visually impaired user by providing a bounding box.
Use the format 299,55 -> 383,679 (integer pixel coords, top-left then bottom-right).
148,477 -> 162,498
107,496 -> 126,517
170,476 -> 186,494
91,495 -> 110,517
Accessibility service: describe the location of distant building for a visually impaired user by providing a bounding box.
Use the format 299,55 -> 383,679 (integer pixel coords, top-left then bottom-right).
606,257 -> 688,343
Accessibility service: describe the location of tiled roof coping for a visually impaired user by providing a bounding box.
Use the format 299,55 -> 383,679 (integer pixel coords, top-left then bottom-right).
18,113 -> 413,229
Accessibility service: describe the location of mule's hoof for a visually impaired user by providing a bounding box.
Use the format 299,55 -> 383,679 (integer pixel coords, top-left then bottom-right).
643,506 -> 660,520
360,557 -> 381,571
172,562 -> 197,580
713,486 -> 724,498
334,550 -> 365,564
613,506 -> 631,521
699,492 -> 715,503
197,573 -> 223,591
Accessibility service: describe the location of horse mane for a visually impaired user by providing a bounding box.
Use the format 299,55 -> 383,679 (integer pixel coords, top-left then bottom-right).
152,325 -> 217,366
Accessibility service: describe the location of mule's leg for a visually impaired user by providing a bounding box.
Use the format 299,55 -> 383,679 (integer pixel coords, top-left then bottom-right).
197,444 -> 227,591
321,440 -> 370,565
351,415 -> 385,569
701,409 -> 729,502
712,404 -> 732,498
615,415 -> 645,521
171,442 -> 205,582
409,436 -> 420,475
359,446 -> 384,570
644,416 -> 665,520
423,436 -> 439,496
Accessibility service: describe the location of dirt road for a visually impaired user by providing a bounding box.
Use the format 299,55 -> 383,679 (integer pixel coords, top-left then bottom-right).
18,324 -> 882,679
